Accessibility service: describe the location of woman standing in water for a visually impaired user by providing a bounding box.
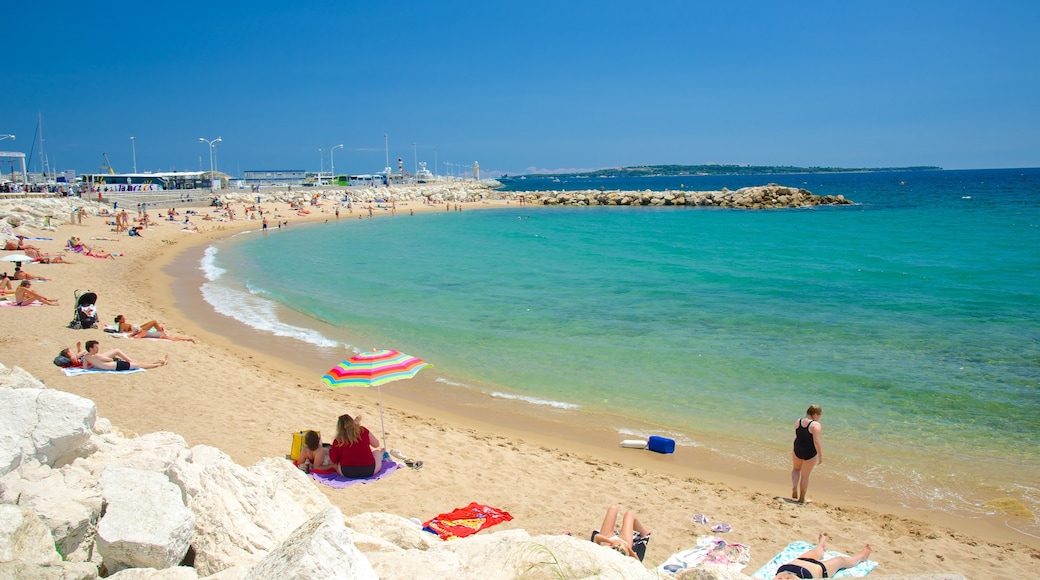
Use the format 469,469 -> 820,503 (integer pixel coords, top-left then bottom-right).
791,404 -> 822,503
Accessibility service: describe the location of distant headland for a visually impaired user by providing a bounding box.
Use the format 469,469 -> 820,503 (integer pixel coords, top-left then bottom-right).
514,164 -> 942,179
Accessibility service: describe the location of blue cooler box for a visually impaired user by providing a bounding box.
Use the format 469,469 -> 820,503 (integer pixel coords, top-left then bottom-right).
648,436 -> 675,454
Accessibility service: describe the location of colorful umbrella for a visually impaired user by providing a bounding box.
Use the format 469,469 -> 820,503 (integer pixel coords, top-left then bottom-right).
321,349 -> 431,448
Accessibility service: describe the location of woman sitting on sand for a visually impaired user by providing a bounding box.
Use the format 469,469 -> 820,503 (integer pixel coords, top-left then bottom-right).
591,505 -> 651,561
14,280 -> 58,306
328,413 -> 383,479
294,430 -> 336,474
773,533 -> 871,579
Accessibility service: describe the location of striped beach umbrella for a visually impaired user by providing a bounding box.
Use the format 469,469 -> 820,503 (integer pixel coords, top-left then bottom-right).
321,349 -> 431,448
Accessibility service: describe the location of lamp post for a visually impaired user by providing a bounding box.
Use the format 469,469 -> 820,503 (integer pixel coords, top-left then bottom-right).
318,148 -> 324,184
412,142 -> 417,182
0,134 -> 14,141
199,136 -> 222,191
384,133 -> 389,173
434,148 -> 438,179
330,144 -> 344,183
130,136 -> 137,173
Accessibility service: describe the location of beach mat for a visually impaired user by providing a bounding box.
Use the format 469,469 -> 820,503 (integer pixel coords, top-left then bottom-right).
0,300 -> 43,307
61,367 -> 146,376
423,502 -> 514,541
751,541 -> 877,579
657,535 -> 750,575
309,458 -> 399,488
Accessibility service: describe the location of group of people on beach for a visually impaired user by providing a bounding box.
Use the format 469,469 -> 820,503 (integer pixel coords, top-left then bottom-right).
293,413 -> 385,479
583,405 -> 869,579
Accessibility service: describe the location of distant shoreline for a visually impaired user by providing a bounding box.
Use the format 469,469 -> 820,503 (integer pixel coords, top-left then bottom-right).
510,164 -> 943,179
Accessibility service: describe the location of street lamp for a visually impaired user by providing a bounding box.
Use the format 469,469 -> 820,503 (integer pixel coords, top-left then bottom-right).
412,142 -> 417,182
330,144 -> 344,181
199,137 -> 222,190
384,133 -> 389,173
0,135 -> 14,141
318,148 -> 324,184
130,136 -> 137,173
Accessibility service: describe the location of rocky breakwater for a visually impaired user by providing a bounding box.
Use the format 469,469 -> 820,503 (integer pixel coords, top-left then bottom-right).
524,184 -> 852,209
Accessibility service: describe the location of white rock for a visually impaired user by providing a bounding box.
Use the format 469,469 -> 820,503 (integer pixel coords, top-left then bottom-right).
0,364 -> 47,390
0,504 -> 61,564
96,467 -> 194,573
0,459 -> 103,563
363,530 -> 657,580
0,387 -> 96,478
248,507 -> 377,580
167,446 -> 330,576
72,431 -> 189,477
342,512 -> 440,551
107,565 -> 200,579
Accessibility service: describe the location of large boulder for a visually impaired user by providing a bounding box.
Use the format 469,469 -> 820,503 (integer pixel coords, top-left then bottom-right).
0,363 -> 48,390
0,387 -> 96,478
248,507 -> 376,580
96,467 -> 194,574
167,446 -> 330,576
106,566 -> 199,579
363,529 -> 657,580
0,459 -> 103,563
72,432 -> 189,478
342,512 -> 440,552
0,503 -> 61,564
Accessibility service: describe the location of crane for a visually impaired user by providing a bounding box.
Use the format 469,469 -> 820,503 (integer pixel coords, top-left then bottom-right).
100,152 -> 116,175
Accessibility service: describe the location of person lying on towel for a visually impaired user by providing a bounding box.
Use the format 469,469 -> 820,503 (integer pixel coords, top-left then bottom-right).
81,340 -> 168,371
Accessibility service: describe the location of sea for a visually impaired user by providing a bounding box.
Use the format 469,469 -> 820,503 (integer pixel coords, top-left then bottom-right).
196,168 -> 1040,537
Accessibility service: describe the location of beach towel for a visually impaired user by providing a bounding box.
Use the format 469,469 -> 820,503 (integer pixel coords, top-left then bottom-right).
657,535 -> 751,575
61,367 -> 146,376
0,300 -> 43,307
308,458 -> 399,488
423,502 -> 514,541
751,541 -> 878,579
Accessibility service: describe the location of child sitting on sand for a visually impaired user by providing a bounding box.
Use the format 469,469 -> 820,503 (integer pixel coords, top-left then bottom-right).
294,430 -> 335,474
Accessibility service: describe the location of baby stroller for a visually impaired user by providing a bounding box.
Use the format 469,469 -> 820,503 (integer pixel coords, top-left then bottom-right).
68,290 -> 99,329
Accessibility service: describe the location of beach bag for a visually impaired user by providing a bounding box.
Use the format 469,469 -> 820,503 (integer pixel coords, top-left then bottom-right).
290,430 -> 319,461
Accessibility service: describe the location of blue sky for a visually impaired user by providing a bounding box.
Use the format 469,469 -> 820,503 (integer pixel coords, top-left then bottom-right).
4,1 -> 1038,177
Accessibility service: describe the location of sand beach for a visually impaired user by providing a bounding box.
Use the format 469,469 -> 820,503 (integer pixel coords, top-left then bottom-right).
1,187 -> 1037,578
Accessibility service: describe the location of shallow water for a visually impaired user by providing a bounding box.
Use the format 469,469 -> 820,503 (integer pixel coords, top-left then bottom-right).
201,169 -> 1040,531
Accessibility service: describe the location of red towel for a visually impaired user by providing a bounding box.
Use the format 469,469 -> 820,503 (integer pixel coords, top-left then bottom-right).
423,502 -> 513,540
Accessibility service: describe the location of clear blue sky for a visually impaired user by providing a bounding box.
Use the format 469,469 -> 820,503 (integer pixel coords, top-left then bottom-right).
4,1 -> 1038,177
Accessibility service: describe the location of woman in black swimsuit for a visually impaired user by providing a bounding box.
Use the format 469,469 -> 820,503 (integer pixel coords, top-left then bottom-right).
791,404 -> 822,503
773,533 -> 872,579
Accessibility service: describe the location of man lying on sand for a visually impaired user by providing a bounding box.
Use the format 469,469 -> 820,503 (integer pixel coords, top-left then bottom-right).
82,339 -> 168,370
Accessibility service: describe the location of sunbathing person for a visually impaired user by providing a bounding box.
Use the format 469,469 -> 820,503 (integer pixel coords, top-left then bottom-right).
58,342 -> 134,368
11,266 -> 50,281
329,413 -> 383,479
773,534 -> 872,580
81,340 -> 168,371
14,280 -> 58,305
294,430 -> 336,474
0,274 -> 12,294
24,247 -> 71,264
3,236 -> 39,252
114,315 -> 196,342
591,505 -> 651,561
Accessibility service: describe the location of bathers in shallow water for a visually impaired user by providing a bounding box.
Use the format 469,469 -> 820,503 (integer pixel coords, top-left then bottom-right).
793,419 -> 817,460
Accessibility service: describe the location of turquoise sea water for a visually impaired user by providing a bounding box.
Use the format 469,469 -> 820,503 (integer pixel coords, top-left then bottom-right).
200,169 -> 1039,530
